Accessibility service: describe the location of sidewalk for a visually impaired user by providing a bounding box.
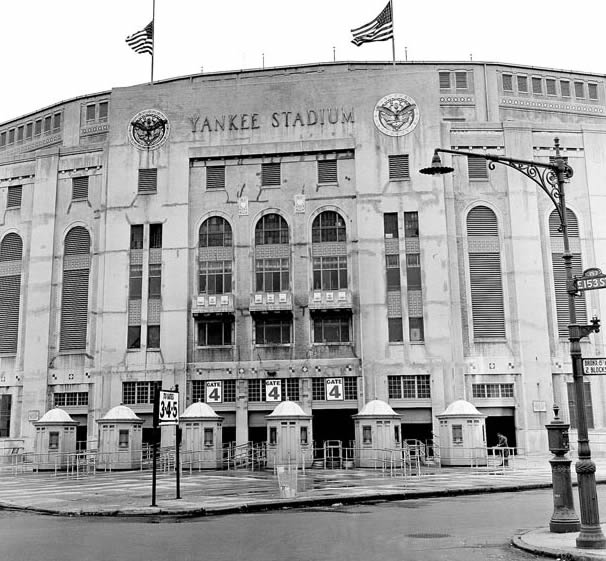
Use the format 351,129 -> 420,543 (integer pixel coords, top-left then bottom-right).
2,455 -> 606,560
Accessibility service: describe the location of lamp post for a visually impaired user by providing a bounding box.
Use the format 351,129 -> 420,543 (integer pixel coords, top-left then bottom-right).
420,138 -> 606,549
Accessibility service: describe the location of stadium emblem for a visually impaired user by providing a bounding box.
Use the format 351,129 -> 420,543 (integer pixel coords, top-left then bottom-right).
373,94 -> 419,137
128,109 -> 170,150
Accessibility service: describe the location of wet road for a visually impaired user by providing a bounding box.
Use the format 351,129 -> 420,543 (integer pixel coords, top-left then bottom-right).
0,487 -> 568,561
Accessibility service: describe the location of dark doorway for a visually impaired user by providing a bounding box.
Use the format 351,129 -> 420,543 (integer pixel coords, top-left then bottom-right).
248,426 -> 266,443
312,409 -> 356,446
76,425 -> 88,450
401,423 -> 433,444
222,426 -> 236,445
485,416 -> 516,448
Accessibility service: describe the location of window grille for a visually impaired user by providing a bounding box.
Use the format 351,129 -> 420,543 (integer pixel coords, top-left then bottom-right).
72,176 -> 89,200
312,378 -> 325,400
312,312 -> 350,343
199,216 -> 232,247
343,377 -> 358,400
138,168 -> 158,193
383,213 -> 399,238
472,383 -> 514,399
197,317 -> 232,346
312,211 -> 346,243
255,258 -> 289,292
7,186 -> 22,208
261,163 -> 281,186
255,214 -> 289,244
255,314 -> 292,344
199,261 -> 232,294
313,256 -> 347,290
206,166 -> 226,190
285,378 -> 300,401
122,381 -> 158,404
54,392 -> 89,407
388,155 -> 410,180
318,159 -> 338,184
387,375 -> 431,399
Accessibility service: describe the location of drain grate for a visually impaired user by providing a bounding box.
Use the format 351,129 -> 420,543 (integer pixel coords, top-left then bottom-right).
405,533 -> 451,539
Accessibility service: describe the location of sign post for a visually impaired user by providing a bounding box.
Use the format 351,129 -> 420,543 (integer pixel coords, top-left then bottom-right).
158,387 -> 180,500
151,381 -> 160,507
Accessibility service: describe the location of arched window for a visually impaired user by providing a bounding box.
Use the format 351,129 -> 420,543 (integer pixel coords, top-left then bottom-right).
0,233 -> 23,353
466,206 -> 506,339
198,217 -> 233,294
549,208 -> 586,337
60,227 -> 91,351
255,214 -> 290,292
311,211 -> 347,290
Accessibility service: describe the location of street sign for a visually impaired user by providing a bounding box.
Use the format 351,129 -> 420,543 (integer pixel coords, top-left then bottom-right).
206,381 -> 222,403
582,358 -> 606,375
326,378 -> 344,400
265,379 -> 282,401
158,390 -> 179,424
575,267 -> 606,292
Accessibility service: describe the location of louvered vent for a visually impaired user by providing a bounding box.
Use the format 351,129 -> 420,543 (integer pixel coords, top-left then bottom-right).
60,227 -> 91,351
388,155 -> 410,180
467,157 -> 489,180
0,233 -> 22,354
468,253 -> 506,338
467,206 -> 498,236
206,166 -> 225,190
72,176 -> 89,200
318,160 -> 338,184
138,168 -> 158,193
455,72 -> 468,89
261,163 -> 281,186
439,72 -> 451,89
0,233 -> 23,261
7,185 -> 22,208
549,208 -> 577,237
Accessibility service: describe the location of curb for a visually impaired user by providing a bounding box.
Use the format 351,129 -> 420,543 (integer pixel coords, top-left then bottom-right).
512,532 -> 606,561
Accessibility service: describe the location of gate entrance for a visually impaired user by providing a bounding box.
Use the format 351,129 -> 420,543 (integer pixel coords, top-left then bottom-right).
312,409 -> 356,448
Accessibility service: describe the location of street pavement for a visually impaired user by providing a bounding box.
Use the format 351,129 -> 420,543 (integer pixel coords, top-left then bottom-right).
3,454 -> 606,560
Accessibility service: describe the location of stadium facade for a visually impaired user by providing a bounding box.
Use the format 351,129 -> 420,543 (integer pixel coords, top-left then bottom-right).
1,61 -> 606,454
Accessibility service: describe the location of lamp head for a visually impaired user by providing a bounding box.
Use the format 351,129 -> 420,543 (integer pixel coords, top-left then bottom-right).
419,151 -> 454,175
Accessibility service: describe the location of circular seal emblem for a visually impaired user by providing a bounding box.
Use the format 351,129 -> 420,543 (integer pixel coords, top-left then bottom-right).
128,109 -> 170,150
373,93 -> 419,137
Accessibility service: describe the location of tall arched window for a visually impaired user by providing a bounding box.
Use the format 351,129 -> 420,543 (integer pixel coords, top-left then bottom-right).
60,226 -> 91,351
550,208 -> 586,337
466,206 -> 506,339
199,217 -> 233,294
0,233 -> 23,354
255,214 -> 290,292
311,211 -> 347,290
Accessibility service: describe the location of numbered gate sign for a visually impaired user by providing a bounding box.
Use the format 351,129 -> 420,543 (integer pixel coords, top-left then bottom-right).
326,378 -> 344,401
158,390 -> 179,425
265,379 -> 282,402
206,381 -> 223,403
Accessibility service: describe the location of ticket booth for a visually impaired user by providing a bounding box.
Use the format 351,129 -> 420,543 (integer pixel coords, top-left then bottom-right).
180,402 -> 224,469
33,408 -> 78,470
437,399 -> 487,466
353,399 -> 402,468
266,401 -> 313,469
96,405 -> 143,470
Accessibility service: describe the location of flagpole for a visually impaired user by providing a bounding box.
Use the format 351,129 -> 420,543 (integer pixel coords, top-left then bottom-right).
150,0 -> 155,84
390,0 -> 395,64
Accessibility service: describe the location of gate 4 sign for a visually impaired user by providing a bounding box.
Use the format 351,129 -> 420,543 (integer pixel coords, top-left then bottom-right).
326,378 -> 344,401
265,379 -> 282,401
206,381 -> 222,403
158,390 -> 179,424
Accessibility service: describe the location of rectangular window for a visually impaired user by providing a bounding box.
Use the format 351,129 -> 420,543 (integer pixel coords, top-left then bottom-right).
53,113 -> 62,132
362,425 -> 372,444
248,379 -> 262,402
313,256 -> 347,290
148,263 -> 162,298
72,176 -> 89,200
313,312 -> 350,343
8,129 -> 15,144
119,430 -> 129,448
25,123 -> 33,140
35,119 -> 42,136
98,102 -> 109,121
517,75 -> 528,93
472,383 -> 514,399
130,225 -> 144,250
255,314 -> 291,345
44,116 -> 52,133
122,381 -> 157,404
149,224 -> 163,248
138,168 -> 158,193
0,395 -> 12,438
574,81 -> 585,98
300,426 -> 308,445
386,254 -> 401,290
285,378 -> 300,401
0,132 -> 5,147
198,317 -> 232,346
17,126 -> 24,142
206,166 -> 226,190
312,378 -> 325,400
387,375 -> 431,399
567,381 -> 593,429
406,254 -> 421,289
344,377 -> 357,400
261,163 -> 281,186
255,258 -> 289,292
439,71 -> 451,89
388,317 -> 403,342
269,426 -> 277,445
204,428 -> 214,446
531,77 -> 543,94
129,264 -> 143,299
54,392 -> 89,407
502,74 -> 513,92
452,424 -> 463,444
409,317 -> 424,342
560,80 -> 571,97
147,325 -> 161,349
318,159 -> 338,184
383,213 -> 399,239
86,104 -> 96,123
199,260 -> 232,294
127,326 -> 141,349
588,83 -> 598,100
404,212 -> 419,238
546,78 -> 557,96
468,156 -> 489,179
49,432 -> 60,449
454,71 -> 468,89
388,155 -> 410,180
7,185 -> 22,208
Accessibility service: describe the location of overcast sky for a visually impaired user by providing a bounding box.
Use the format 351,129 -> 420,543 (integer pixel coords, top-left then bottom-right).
1,0 -> 604,123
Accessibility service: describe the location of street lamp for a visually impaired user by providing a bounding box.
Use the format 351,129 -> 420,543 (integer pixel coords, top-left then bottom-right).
420,138 -> 606,549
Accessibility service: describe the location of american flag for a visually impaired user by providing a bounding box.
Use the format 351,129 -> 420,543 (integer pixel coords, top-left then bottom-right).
351,3 -> 393,46
126,21 -> 154,55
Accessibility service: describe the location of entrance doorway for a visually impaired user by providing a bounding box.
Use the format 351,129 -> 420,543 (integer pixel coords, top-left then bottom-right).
485,416 -> 516,449
312,409 -> 356,446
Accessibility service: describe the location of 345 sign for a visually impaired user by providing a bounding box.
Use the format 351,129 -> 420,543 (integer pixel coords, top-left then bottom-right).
158,390 -> 179,425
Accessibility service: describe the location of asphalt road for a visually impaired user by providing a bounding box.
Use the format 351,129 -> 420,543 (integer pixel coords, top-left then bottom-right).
0,487 -> 569,561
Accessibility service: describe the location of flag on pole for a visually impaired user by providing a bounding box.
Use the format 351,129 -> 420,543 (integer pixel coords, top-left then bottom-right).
351,2 -> 393,46
126,21 -> 154,55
